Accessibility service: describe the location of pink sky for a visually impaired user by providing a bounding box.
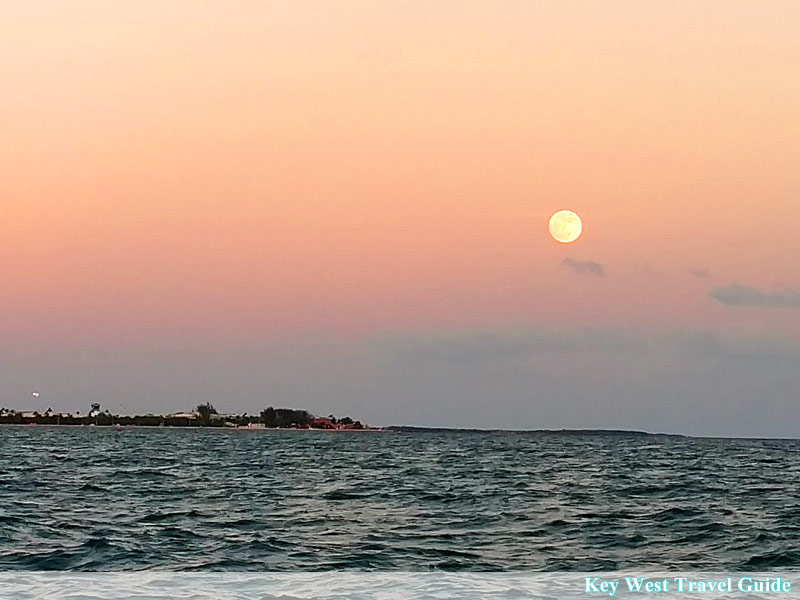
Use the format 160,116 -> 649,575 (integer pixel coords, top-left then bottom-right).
2,2 -> 800,433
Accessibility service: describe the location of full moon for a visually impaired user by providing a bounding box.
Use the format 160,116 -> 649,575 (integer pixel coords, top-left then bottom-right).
548,210 -> 583,244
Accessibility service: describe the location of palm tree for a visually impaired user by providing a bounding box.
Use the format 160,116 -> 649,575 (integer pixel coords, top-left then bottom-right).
196,403 -> 217,423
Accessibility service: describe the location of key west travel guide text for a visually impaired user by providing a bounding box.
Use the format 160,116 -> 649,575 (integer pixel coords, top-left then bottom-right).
584,576 -> 792,596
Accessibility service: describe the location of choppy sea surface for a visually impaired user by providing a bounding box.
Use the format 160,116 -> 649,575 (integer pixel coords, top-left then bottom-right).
1,426 -> 799,571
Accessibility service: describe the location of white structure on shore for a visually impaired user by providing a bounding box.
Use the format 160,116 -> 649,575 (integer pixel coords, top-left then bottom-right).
166,412 -> 198,420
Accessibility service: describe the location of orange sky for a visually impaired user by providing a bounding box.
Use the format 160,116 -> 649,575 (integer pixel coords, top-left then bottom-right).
2,2 -> 800,428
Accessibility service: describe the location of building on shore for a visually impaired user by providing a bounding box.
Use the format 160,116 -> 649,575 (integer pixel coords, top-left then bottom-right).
166,412 -> 198,420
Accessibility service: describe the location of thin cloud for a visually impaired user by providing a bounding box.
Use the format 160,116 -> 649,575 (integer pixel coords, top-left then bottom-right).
709,284 -> 800,309
370,326 -> 800,364
662,330 -> 800,362
561,258 -> 604,277
690,269 -> 712,279
374,326 -> 643,363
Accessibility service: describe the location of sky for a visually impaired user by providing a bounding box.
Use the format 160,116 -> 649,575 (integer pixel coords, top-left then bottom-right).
2,1 -> 800,436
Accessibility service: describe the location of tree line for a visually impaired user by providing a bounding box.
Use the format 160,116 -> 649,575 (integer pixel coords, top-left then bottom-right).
196,403 -> 363,428
0,404 -> 363,428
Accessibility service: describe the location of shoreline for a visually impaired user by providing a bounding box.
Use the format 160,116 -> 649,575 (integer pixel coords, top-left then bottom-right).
0,423 -> 387,432
3,423 -> 798,440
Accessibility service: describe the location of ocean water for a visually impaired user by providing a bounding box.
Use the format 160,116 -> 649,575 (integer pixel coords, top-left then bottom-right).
1,426 -> 799,571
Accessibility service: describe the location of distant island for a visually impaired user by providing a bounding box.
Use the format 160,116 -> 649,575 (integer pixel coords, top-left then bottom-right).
0,403 -> 380,430
0,405 -> 691,437
385,426 -> 686,437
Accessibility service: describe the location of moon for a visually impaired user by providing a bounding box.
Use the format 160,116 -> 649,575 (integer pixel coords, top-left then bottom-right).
548,210 -> 583,244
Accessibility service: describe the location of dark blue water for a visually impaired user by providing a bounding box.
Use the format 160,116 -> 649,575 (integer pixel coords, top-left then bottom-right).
1,426 -> 799,571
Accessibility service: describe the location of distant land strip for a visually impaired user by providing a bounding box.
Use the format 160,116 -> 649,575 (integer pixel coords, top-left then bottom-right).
0,404 -> 378,430
385,426 -> 687,437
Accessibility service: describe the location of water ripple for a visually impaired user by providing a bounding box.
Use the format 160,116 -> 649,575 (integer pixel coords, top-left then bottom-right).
1,427 -> 799,570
